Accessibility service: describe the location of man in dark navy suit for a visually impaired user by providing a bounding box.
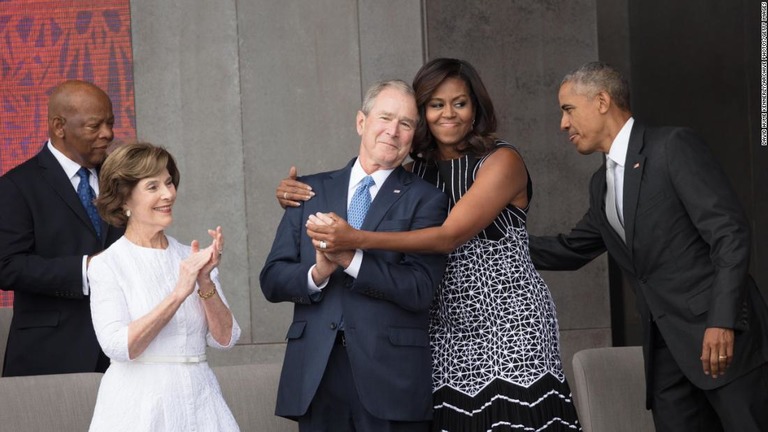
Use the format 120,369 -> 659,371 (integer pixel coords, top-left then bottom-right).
260,80 -> 447,432
0,81 -> 124,376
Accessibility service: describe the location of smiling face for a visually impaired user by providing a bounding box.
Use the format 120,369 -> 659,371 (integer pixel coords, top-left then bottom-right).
558,81 -> 611,155
49,82 -> 115,168
425,77 -> 475,154
356,87 -> 418,172
123,168 -> 176,233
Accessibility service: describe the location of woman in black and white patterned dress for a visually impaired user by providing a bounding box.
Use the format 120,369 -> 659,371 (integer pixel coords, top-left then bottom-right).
283,58 -> 581,432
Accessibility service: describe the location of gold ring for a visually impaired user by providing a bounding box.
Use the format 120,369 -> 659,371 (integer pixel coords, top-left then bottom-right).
283,192 -> 288,200
319,240 -> 327,250
718,355 -> 727,359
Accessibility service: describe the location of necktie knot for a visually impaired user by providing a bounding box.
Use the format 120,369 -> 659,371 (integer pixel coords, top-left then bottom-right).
348,176 -> 374,229
77,167 -> 90,182
360,175 -> 374,189
77,167 -> 102,237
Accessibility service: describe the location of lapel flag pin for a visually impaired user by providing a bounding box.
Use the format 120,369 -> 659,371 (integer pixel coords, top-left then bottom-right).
633,162 -> 640,169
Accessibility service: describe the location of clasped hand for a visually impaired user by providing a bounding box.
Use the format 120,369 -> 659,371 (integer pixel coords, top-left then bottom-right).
305,212 -> 359,252
177,226 -> 224,297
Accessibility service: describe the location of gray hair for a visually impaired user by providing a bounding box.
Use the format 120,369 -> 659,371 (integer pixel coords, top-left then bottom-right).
561,62 -> 631,111
361,79 -> 415,114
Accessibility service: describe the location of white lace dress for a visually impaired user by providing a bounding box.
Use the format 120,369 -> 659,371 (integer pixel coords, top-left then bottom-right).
88,236 -> 241,432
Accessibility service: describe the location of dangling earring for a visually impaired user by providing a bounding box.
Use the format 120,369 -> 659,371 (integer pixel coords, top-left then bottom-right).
125,209 -> 131,218
472,118 -> 476,128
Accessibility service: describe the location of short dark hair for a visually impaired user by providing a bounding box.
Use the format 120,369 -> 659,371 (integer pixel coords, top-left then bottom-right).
411,58 -> 497,161
96,142 -> 180,227
561,61 -> 631,111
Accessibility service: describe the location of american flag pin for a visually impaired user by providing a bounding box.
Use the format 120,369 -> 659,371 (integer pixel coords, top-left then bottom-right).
633,162 -> 640,169
393,189 -> 401,194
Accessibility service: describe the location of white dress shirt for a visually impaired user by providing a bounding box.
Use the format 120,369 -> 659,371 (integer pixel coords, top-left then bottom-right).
606,117 -> 634,225
47,140 -> 99,295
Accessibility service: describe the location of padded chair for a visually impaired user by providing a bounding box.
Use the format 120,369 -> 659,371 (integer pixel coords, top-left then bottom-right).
0,372 -> 103,431
571,346 -> 655,432
0,307 -> 11,373
213,363 -> 297,431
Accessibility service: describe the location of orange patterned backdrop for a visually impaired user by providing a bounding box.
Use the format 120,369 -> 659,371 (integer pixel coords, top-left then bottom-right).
0,0 -> 136,307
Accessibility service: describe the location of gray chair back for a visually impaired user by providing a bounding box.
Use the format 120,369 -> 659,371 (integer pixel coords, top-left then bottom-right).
213,363 -> 297,431
0,307 -> 12,373
571,346 -> 655,432
0,372 -> 103,431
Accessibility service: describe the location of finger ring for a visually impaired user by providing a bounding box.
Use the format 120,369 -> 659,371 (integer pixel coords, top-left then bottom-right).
319,241 -> 327,250
719,355 -> 727,359
283,192 -> 288,200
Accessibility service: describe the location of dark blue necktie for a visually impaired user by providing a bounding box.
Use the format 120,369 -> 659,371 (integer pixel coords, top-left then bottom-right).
77,167 -> 101,237
348,176 -> 374,229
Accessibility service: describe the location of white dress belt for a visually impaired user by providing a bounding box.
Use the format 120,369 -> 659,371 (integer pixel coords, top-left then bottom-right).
124,354 -> 208,364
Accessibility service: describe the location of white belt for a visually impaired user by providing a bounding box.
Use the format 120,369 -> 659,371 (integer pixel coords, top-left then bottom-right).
128,354 -> 207,364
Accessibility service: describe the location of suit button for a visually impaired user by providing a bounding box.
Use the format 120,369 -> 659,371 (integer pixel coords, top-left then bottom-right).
330,322 -> 338,330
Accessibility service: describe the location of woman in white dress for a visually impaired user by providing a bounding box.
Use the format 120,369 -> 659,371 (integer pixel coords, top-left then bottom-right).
87,142 -> 241,431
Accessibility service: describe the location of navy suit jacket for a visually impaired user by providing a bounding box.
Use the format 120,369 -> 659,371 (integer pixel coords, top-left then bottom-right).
530,124 -> 768,390
260,159 -> 448,421
0,144 -> 123,376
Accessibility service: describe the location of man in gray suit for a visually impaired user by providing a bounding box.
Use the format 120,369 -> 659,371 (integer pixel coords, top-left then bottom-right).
260,79 -> 447,432
530,62 -> 768,432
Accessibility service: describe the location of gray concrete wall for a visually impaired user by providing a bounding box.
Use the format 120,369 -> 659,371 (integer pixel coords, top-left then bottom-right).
130,0 -> 610,377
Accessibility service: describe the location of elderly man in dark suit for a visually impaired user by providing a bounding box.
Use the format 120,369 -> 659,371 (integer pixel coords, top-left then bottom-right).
260,79 -> 447,432
530,61 -> 768,431
0,80 -> 124,376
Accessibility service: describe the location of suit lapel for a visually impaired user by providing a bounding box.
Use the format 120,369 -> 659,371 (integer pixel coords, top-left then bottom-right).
362,166 -> 409,230
324,159 -> 354,219
622,123 -> 647,256
37,145 -> 100,239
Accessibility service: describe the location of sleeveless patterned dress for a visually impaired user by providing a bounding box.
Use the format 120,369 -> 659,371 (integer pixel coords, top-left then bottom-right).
412,142 -> 581,432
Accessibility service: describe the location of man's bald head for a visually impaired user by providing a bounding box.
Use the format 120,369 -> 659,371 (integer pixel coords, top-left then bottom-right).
47,80 -> 114,168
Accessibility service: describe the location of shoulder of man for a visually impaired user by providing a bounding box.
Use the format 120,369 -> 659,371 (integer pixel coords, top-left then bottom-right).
1,152 -> 43,181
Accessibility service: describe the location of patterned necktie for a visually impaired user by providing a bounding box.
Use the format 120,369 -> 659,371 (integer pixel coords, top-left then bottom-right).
77,167 -> 102,237
348,176 -> 374,229
605,159 -> 625,242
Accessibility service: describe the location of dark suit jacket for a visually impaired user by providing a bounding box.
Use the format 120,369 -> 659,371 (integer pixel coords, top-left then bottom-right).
530,123 -> 768,390
260,159 -> 448,421
0,144 -> 123,376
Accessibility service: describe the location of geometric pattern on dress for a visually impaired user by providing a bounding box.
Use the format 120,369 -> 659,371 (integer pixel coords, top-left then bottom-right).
414,141 -> 578,431
430,225 -> 565,396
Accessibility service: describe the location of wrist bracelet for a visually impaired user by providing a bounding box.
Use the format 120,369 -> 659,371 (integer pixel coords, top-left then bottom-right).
197,287 -> 217,300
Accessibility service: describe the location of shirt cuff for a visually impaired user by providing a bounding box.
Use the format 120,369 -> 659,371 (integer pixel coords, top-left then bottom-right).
343,249 -> 364,278
307,265 -> 329,294
82,255 -> 89,295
